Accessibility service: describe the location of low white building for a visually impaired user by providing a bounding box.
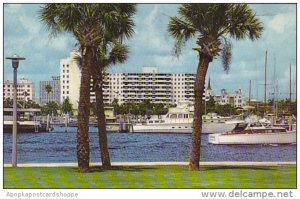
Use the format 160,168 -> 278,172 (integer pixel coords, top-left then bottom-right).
214,88 -> 244,108
3,78 -> 35,101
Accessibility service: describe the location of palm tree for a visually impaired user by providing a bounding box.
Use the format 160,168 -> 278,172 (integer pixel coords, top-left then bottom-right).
88,4 -> 135,169
44,84 -> 52,104
168,4 -> 263,170
40,4 -> 136,172
61,97 -> 74,116
92,40 -> 131,168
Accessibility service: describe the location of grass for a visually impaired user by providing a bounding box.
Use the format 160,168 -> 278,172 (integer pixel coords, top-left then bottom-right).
4,165 -> 296,189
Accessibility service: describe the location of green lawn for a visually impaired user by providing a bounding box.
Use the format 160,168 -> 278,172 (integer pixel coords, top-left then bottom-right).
4,165 -> 296,189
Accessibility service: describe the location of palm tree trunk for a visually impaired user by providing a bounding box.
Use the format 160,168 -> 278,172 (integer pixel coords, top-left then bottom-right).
189,55 -> 210,170
95,71 -> 111,168
77,47 -> 92,173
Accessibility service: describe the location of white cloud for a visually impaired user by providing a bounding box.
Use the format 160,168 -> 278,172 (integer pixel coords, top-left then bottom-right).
5,4 -> 22,14
268,12 -> 295,34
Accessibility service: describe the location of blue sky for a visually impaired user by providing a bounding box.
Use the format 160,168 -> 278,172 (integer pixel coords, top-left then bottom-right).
3,3 -> 297,101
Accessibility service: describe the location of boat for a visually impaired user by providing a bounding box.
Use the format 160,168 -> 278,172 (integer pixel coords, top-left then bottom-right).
132,103 -> 237,133
208,119 -> 296,145
3,108 -> 50,133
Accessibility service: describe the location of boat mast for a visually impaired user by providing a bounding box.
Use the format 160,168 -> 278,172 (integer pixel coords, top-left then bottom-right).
289,63 -> 292,113
264,50 -> 267,104
273,55 -> 276,116
249,80 -> 251,105
290,63 -> 292,102
263,50 -> 268,115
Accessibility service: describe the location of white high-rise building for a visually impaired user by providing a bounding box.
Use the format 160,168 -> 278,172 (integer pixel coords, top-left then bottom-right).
60,49 -> 81,108
3,78 -> 35,101
59,50 -> 244,109
103,68 -> 196,105
59,51 -> 197,109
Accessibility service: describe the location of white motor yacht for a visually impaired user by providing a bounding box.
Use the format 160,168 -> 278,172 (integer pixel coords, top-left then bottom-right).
208,119 -> 296,145
132,103 -> 236,133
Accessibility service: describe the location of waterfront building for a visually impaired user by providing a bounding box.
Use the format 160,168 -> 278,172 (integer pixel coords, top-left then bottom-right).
3,78 -> 35,101
39,76 -> 60,104
105,67 -> 196,105
214,88 -> 244,108
60,49 -> 82,108
59,50 -> 198,108
60,49 -> 244,109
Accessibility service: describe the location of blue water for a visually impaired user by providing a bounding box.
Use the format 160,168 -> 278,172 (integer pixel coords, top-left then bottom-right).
4,126 -> 296,163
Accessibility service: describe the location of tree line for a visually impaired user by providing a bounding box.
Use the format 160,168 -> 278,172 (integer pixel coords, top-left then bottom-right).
3,97 -> 74,116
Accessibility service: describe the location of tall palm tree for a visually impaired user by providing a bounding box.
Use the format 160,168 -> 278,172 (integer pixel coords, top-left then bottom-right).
40,4 -> 135,172
93,39 -> 130,168
168,4 -> 263,170
90,4 -> 135,169
44,84 -> 52,104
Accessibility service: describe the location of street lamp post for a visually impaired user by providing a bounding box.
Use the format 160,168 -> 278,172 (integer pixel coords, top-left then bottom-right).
6,54 -> 25,167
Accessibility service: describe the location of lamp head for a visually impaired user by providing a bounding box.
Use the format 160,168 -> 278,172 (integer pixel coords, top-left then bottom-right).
6,54 -> 25,69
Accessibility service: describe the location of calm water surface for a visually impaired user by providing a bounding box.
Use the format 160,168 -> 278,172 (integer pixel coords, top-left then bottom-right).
4,126 -> 296,163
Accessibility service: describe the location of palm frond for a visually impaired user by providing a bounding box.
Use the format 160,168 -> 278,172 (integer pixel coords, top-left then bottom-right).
226,4 -> 263,40
220,39 -> 232,72
108,42 -> 129,65
168,16 -> 196,56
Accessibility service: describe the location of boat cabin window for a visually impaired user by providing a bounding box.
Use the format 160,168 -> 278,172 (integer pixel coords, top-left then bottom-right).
249,122 -> 263,127
170,114 -> 177,119
233,123 -> 247,132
